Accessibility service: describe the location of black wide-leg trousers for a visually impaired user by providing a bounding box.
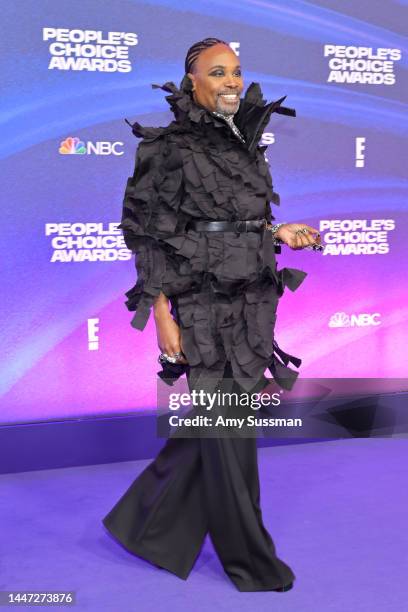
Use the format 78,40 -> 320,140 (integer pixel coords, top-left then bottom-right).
102,362 -> 295,592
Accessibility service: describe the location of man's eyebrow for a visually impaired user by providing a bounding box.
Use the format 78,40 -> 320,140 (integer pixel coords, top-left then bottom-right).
208,64 -> 241,71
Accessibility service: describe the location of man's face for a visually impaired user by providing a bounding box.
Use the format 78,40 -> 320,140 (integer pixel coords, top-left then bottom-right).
188,44 -> 244,115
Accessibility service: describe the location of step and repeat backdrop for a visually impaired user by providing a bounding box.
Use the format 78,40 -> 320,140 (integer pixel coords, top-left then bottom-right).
1,0 -> 407,424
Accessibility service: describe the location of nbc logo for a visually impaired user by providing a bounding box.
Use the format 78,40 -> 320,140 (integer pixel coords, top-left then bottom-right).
329,312 -> 381,327
58,137 -> 124,156
59,137 -> 86,154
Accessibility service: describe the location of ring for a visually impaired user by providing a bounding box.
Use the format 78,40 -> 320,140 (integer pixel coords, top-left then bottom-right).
296,227 -> 309,234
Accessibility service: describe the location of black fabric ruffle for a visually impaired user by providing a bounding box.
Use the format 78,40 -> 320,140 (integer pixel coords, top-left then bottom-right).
119,80 -> 307,392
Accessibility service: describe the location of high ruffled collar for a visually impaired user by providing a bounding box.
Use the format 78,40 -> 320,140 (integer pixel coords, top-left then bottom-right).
125,80 -> 296,154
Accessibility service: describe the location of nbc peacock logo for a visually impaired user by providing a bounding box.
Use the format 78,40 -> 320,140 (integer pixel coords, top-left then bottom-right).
329,312 -> 350,327
59,136 -> 86,155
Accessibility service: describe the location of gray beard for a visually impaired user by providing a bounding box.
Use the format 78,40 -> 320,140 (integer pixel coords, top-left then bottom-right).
214,104 -> 236,118
215,95 -> 240,117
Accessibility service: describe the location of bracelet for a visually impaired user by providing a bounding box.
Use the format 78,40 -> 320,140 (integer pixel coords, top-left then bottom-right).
266,222 -> 286,245
158,351 -> 184,364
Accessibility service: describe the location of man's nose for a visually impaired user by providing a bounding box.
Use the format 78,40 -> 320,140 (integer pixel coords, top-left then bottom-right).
224,77 -> 239,91
223,76 -> 239,89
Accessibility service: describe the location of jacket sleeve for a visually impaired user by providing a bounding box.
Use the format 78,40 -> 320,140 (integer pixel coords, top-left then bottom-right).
118,136 -> 184,331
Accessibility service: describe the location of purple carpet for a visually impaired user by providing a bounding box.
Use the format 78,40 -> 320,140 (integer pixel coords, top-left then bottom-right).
1,438 -> 407,611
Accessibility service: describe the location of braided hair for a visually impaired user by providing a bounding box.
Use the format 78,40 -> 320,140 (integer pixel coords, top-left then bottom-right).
180,37 -> 229,95
184,37 -> 228,74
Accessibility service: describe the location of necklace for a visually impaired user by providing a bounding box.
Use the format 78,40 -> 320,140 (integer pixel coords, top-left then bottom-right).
211,111 -> 246,144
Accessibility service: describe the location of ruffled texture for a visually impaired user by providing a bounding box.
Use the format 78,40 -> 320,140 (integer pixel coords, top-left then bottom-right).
119,134 -> 196,330
119,79 -> 307,391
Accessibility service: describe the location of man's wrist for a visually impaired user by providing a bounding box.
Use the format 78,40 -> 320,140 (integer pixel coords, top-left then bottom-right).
268,222 -> 286,244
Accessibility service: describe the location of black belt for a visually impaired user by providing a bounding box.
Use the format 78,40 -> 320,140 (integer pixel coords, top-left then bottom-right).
186,219 -> 267,233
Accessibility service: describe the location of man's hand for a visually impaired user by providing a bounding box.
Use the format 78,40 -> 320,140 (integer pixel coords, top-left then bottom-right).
275,223 -> 321,250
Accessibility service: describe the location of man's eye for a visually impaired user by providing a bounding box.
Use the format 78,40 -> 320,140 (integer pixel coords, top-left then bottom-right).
210,70 -> 242,77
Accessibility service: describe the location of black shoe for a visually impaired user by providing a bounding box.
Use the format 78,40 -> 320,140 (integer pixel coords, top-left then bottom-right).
272,582 -> 293,592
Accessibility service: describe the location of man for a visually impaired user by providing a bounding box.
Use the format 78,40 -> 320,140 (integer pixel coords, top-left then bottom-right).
103,38 -> 320,593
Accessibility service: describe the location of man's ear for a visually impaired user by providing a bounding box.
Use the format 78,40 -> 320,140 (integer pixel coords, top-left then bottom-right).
187,72 -> 196,91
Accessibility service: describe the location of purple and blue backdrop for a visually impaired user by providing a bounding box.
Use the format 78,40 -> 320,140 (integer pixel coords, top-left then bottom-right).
1,0 -> 407,424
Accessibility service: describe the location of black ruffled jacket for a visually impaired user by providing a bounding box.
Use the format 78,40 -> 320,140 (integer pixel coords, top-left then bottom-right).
119,81 -> 307,392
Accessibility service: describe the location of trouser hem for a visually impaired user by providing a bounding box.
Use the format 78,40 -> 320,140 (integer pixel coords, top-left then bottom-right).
230,574 -> 296,592
102,518 -> 192,581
